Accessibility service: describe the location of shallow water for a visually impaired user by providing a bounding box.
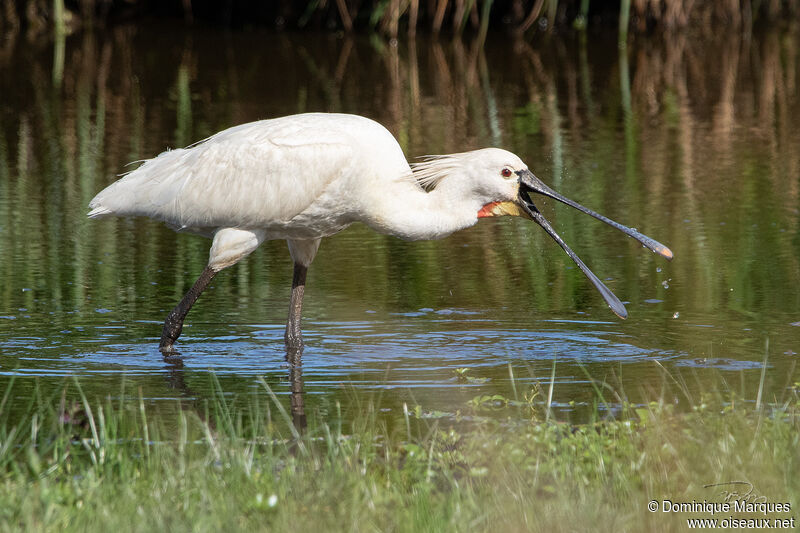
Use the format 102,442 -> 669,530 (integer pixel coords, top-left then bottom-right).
0,23 -> 798,423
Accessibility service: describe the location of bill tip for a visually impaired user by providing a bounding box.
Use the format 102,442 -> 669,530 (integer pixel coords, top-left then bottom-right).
611,304 -> 628,319
658,245 -> 674,261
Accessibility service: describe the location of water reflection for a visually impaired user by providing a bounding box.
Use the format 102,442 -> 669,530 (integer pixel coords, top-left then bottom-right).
163,352 -> 196,397
0,23 -> 798,421
286,347 -> 307,431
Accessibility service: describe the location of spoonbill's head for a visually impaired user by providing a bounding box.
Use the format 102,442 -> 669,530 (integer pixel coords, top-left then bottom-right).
413,148 -> 531,218
414,147 -> 674,319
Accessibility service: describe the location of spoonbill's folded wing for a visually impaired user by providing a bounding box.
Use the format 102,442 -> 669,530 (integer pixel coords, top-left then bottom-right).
88,116 -> 361,233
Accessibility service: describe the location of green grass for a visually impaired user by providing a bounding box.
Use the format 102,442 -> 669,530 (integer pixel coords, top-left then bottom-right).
1,374 -> 798,532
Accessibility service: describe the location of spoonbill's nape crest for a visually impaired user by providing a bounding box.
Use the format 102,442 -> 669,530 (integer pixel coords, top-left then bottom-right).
88,112 -> 673,354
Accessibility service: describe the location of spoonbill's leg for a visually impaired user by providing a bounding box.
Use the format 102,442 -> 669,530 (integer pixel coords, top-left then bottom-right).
160,267 -> 217,352
159,228 -> 266,353
284,262 -> 307,351
285,239 -> 321,351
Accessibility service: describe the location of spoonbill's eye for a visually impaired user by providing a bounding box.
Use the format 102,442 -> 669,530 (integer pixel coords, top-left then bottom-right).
501,168 -> 512,177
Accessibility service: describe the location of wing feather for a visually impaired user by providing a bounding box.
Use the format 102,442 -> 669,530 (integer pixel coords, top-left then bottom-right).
88,117 -> 356,231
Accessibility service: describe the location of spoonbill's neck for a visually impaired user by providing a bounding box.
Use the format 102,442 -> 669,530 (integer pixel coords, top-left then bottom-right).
368,177 -> 484,241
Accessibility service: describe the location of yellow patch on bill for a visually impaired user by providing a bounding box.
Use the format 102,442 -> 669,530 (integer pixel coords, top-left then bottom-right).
478,201 -> 530,219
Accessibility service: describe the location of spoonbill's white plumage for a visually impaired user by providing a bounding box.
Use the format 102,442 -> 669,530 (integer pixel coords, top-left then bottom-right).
88,112 -> 672,353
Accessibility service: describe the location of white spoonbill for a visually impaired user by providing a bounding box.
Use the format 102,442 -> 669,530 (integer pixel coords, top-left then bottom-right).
88,112 -> 673,353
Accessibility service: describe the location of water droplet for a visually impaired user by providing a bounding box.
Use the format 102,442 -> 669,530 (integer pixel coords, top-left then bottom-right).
656,267 -> 662,273
661,280 -> 669,289
672,312 -> 680,319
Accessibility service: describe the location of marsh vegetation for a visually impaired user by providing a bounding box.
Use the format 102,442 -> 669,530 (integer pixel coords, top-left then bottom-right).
1,371 -> 798,532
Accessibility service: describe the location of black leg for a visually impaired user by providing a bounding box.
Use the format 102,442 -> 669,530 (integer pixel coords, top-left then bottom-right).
284,262 -> 307,351
160,266 -> 217,352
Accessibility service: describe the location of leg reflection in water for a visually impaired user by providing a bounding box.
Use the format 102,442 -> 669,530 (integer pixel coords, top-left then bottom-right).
286,346 -> 307,432
162,352 -> 197,398
160,346 -> 308,434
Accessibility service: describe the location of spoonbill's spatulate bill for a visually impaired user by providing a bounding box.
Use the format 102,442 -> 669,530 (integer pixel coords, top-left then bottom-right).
88,112 -> 673,353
